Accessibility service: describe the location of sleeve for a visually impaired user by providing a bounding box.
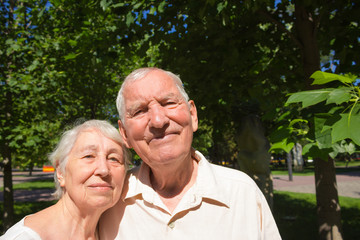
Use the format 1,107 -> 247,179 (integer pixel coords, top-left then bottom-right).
257,189 -> 282,240
0,217 -> 42,240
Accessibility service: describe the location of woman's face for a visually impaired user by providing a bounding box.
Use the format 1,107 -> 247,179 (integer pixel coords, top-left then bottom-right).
59,129 -> 126,211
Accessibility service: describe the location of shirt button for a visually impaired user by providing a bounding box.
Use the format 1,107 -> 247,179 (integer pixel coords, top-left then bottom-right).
168,222 -> 175,229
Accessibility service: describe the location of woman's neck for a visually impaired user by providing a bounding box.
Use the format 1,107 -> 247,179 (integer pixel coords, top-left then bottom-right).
57,197 -> 102,239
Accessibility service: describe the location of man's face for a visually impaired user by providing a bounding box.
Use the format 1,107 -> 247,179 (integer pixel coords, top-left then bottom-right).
119,70 -> 198,168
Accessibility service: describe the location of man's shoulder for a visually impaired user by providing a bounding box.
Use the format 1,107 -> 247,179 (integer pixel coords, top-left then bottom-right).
208,162 -> 255,186
196,151 -> 256,188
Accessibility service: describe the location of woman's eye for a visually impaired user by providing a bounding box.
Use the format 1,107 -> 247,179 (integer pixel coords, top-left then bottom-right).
109,157 -> 119,162
84,155 -> 94,159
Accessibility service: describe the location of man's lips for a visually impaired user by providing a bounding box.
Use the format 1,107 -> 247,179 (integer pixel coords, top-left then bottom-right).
147,132 -> 178,143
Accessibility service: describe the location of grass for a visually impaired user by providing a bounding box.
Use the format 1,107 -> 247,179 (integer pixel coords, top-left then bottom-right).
0,179 -> 55,191
335,160 -> 360,168
271,168 -> 315,176
274,191 -> 360,240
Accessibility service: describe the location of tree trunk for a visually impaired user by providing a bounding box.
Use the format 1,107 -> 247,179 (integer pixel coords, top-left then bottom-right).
2,145 -> 14,232
2,1 -> 16,231
2,85 -> 14,233
294,1 -> 343,238
236,115 -> 273,210
286,152 -> 293,181
292,143 -> 304,172
314,157 -> 343,239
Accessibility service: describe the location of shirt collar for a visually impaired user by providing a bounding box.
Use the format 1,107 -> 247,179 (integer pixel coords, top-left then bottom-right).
123,150 -> 230,207
193,150 -> 230,207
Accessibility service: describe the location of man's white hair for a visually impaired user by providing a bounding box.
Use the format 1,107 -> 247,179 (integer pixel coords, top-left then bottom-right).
116,67 -> 189,123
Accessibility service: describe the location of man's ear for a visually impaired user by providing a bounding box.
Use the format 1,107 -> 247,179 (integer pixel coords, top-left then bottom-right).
188,100 -> 198,133
118,120 -> 132,148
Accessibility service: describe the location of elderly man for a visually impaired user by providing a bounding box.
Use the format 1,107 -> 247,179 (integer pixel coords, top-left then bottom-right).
100,67 -> 281,239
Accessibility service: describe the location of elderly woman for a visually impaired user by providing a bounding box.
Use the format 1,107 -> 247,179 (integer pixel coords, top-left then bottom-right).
1,120 -> 129,240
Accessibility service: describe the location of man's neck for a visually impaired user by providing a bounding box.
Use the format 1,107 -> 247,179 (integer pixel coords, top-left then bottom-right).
149,155 -> 199,213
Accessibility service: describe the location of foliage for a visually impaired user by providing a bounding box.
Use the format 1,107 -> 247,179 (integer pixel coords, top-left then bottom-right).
270,71 -> 360,160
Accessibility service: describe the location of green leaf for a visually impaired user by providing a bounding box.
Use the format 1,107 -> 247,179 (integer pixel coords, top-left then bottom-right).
28,60 -> 40,71
112,3 -> 125,8
126,12 -> 135,27
64,53 -> 78,60
326,87 -> 352,105
302,142 -> 331,161
217,2 -> 228,13
269,138 -> 294,153
68,39 -> 77,47
314,114 -> 332,149
37,5 -> 46,18
158,1 -> 167,13
286,89 -> 333,108
311,71 -> 354,85
331,114 -> 360,145
288,119 -> 308,127
331,140 -> 356,156
269,125 -> 291,142
149,6 -> 156,14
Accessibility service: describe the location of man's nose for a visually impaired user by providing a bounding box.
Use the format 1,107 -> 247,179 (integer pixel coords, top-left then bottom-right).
148,105 -> 169,128
94,157 -> 109,177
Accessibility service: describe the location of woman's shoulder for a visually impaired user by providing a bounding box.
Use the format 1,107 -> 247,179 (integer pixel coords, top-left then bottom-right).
0,216 -> 42,240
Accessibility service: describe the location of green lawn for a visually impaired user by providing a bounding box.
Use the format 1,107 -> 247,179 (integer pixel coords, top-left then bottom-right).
274,191 -> 360,240
0,179 -> 54,191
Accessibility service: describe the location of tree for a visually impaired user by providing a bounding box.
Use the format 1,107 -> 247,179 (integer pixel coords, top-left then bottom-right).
0,0 -> 65,230
275,71 -> 359,239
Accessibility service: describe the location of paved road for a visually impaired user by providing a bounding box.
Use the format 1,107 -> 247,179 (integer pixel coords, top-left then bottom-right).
273,170 -> 360,199
1,168 -> 360,202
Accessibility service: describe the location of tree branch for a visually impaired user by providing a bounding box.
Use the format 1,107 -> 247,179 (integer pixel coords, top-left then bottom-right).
258,9 -> 303,50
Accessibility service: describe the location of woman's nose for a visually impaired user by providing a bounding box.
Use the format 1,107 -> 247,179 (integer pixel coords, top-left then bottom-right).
94,157 -> 109,177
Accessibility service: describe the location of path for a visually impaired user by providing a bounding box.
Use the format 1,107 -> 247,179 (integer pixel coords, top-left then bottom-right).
273,169 -> 360,199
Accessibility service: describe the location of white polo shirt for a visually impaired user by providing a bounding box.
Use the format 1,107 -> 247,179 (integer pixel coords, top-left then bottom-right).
105,151 -> 281,240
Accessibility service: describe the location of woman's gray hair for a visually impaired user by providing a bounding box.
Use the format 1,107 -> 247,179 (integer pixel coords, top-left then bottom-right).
49,119 -> 130,199
116,67 -> 190,123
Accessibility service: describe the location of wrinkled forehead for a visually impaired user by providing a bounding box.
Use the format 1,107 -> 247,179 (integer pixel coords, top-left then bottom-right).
123,71 -> 181,99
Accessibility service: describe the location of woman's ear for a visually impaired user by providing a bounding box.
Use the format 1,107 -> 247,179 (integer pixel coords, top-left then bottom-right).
56,166 -> 65,187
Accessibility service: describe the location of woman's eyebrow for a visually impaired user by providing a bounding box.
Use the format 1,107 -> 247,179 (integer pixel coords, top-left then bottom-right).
79,145 -> 98,152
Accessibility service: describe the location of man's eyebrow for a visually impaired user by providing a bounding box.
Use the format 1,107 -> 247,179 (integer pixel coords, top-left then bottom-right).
126,101 -> 145,113
161,92 -> 182,101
